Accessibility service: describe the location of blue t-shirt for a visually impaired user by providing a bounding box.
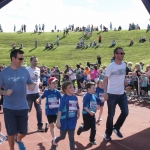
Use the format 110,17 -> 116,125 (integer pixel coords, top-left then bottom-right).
95,87 -> 104,105
58,94 -> 79,130
41,89 -> 62,115
82,93 -> 100,114
42,75 -> 49,85
0,66 -> 33,110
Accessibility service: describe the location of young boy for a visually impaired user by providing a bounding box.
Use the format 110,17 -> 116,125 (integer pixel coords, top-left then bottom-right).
36,77 -> 62,141
95,80 -> 105,122
77,82 -> 100,145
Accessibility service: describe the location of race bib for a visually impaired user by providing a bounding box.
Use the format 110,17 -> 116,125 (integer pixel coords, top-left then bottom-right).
48,97 -> 59,109
90,101 -> 97,110
99,93 -> 104,101
68,101 -> 77,117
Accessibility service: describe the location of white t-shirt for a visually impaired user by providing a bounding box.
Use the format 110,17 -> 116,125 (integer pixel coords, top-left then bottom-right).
26,66 -> 40,94
105,62 -> 126,94
68,70 -> 76,80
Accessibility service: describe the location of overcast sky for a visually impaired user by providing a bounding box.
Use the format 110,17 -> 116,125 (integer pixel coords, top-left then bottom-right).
0,0 -> 149,32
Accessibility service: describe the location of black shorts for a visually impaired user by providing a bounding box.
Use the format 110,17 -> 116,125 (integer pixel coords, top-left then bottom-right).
47,115 -> 57,124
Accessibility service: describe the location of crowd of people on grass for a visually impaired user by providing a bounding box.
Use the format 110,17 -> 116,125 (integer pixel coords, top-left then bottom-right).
0,48 -> 150,150
1,23 -> 150,33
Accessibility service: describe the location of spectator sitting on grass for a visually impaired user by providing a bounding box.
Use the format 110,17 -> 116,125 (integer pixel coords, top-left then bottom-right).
45,43 -> 50,49
83,43 -> 88,49
129,38 -> 134,46
19,44 -> 23,50
139,36 -> 146,43
76,43 -> 81,49
135,24 -> 140,30
103,25 -> 108,32
12,43 -> 16,49
110,40 -> 116,47
90,42 -> 92,47
114,27 -> 117,31
49,43 -> 54,49
92,40 -> 97,47
118,26 -> 122,31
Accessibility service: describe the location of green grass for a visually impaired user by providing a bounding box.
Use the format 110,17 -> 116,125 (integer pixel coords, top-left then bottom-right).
0,30 -> 150,69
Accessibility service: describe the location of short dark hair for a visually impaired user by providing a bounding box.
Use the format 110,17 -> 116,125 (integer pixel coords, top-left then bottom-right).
114,47 -> 123,55
30,56 -> 37,62
76,64 -> 80,69
62,81 -> 73,93
10,49 -> 24,61
94,65 -> 97,70
85,82 -> 95,90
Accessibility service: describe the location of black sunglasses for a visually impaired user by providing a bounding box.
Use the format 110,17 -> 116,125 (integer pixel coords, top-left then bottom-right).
116,52 -> 125,55
17,57 -> 24,61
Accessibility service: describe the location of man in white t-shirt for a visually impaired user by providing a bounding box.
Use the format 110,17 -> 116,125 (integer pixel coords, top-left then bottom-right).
26,56 -> 44,132
103,47 -> 128,141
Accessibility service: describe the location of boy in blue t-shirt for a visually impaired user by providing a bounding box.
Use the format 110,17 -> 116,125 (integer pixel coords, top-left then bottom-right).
95,80 -> 105,122
52,81 -> 80,150
36,77 -> 62,141
77,82 -> 100,145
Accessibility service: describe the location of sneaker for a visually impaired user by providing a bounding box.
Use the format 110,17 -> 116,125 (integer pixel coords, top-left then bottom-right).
90,140 -> 97,145
50,140 -> 57,150
104,134 -> 112,141
37,127 -> 45,132
77,126 -> 83,135
15,140 -> 26,150
113,128 -> 123,138
45,122 -> 49,132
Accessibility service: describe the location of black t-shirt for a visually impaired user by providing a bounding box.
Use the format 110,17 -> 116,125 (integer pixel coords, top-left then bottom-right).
97,57 -> 101,64
126,67 -> 132,75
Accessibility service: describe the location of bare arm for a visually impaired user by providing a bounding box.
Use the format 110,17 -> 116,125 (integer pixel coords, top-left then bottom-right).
0,89 -> 13,96
103,76 -> 108,101
56,111 -> 62,128
84,107 -> 95,116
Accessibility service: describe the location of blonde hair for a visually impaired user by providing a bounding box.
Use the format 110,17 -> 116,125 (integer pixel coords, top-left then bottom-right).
127,61 -> 133,66
135,63 -> 141,71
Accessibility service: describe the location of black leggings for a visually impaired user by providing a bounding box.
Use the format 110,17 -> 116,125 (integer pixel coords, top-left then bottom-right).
55,130 -> 75,150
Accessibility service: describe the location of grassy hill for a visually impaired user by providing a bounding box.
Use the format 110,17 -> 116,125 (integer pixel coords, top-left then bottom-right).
0,30 -> 150,69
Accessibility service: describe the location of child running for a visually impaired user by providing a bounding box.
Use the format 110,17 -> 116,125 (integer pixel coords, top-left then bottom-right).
95,80 -> 105,122
52,81 -> 80,150
36,77 -> 62,141
77,82 -> 100,145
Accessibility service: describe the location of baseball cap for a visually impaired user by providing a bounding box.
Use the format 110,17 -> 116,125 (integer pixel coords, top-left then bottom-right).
48,77 -> 58,84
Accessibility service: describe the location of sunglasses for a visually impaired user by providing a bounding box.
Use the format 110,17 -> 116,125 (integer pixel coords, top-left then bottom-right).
116,52 -> 125,55
17,57 -> 24,61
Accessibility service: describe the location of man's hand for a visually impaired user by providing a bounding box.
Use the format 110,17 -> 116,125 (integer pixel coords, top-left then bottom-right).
104,93 -> 108,101
5,89 -> 13,96
27,82 -> 36,91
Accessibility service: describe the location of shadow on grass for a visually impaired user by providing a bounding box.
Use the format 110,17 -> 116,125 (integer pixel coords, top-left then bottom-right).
97,31 -> 102,35
60,36 -> 66,40
17,31 -> 23,34
94,45 -> 99,49
29,48 -> 36,52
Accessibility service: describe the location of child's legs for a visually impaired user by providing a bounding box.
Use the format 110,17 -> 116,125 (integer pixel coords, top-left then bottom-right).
99,106 -> 104,118
90,115 -> 96,142
47,115 -> 57,138
81,114 -> 92,132
55,130 -> 67,143
68,130 -> 75,150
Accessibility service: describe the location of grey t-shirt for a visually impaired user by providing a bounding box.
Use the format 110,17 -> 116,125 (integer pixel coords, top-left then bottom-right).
0,66 -> 33,110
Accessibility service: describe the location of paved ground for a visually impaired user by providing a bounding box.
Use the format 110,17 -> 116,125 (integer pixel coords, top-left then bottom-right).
0,96 -> 150,150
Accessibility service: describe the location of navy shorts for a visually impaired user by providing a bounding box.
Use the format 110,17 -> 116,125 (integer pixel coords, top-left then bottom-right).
3,108 -> 28,136
47,115 -> 57,124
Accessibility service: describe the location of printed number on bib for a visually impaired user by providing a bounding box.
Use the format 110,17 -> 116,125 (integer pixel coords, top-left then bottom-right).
90,101 -> 97,110
68,101 -> 77,117
99,93 -> 104,101
48,97 -> 59,109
